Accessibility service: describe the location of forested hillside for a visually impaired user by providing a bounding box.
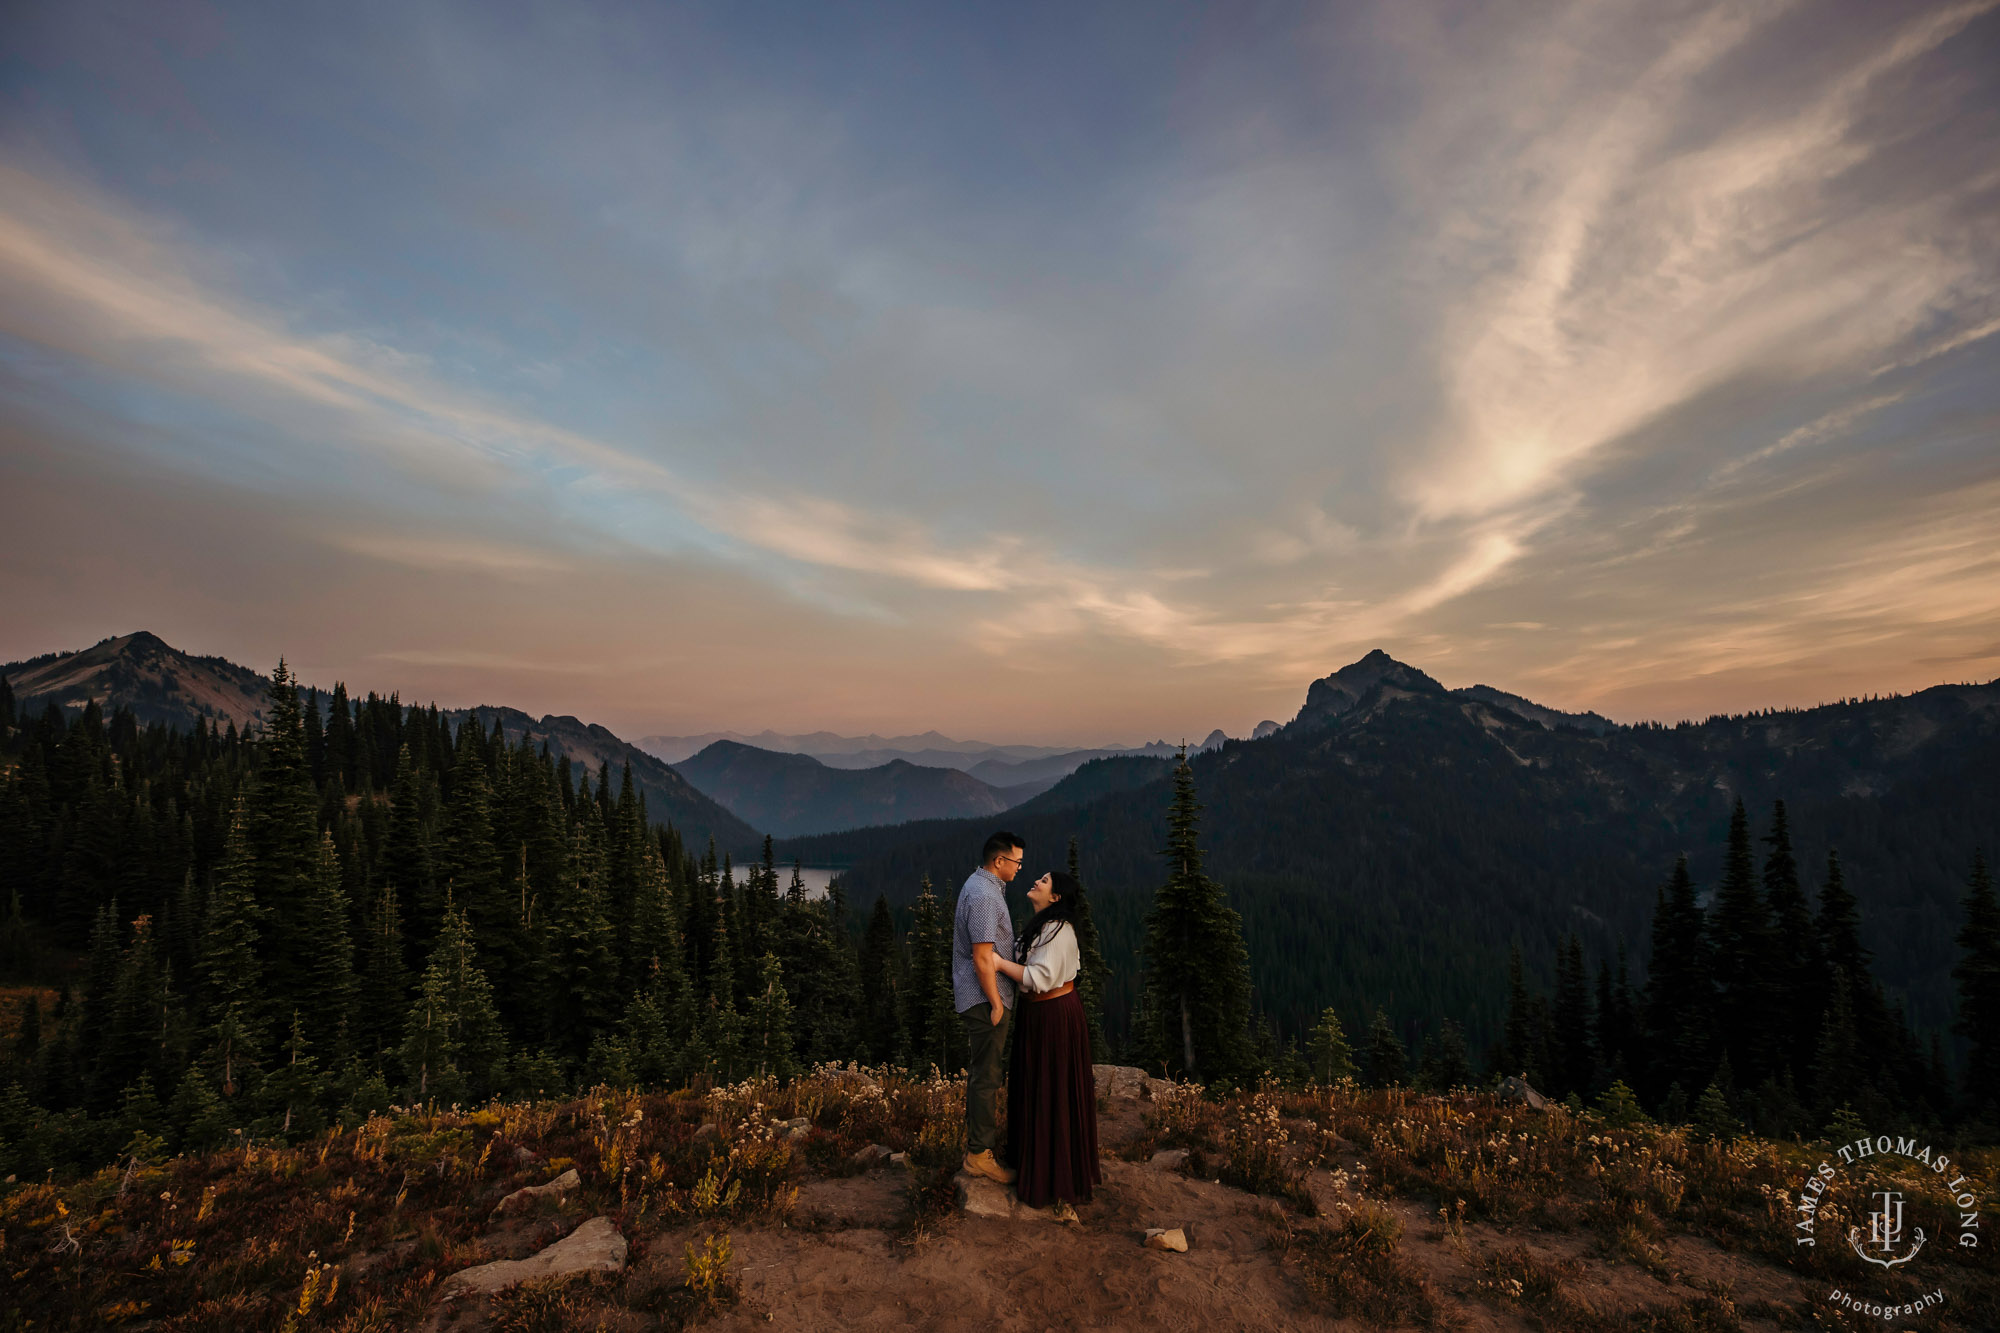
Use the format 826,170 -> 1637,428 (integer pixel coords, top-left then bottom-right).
781,660 -> 2000,1060
0,633 -> 760,857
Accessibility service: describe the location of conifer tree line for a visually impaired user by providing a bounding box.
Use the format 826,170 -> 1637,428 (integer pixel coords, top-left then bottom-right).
1486,798 -> 1998,1138
0,666 -> 1141,1174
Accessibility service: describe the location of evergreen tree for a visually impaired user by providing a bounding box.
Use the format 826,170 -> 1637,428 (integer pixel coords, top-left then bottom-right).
439,729 -> 507,970
1365,1009 -> 1407,1087
1305,1007 -> 1357,1083
1137,752 -> 1253,1084
1496,940 -> 1552,1088
1550,933 -> 1596,1098
546,806 -> 619,1063
773,887 -> 860,1068
298,832 -> 359,1060
1953,853 -> 2000,1118
1064,837 -> 1114,1062
1417,1019 -> 1475,1091
324,682 -> 357,789
1812,973 -> 1867,1114
744,952 -> 799,1079
195,800 -> 265,1100
262,1011 -> 326,1138
398,900 -> 506,1104
358,877 -> 409,1058
901,877 -> 959,1074
166,1065 -> 231,1154
1760,801 -> 1822,1081
247,661 -> 321,1019
1708,800 -> 1774,1086
857,894 -> 904,1065
1642,856 -> 1712,1105
382,745 -> 435,956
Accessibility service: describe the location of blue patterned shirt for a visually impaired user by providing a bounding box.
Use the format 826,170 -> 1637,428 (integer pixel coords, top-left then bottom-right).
951,866 -> 1016,1013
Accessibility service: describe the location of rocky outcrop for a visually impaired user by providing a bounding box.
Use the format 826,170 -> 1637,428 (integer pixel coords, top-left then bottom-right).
438,1215 -> 627,1298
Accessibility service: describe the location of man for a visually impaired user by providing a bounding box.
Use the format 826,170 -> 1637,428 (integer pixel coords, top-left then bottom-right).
954,830 -> 1023,1184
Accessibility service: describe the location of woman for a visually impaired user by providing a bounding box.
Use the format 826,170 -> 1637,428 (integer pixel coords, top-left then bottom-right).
993,870 -> 1100,1216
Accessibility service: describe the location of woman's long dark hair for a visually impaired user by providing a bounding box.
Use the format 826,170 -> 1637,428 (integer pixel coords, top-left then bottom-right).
1016,871 -> 1082,961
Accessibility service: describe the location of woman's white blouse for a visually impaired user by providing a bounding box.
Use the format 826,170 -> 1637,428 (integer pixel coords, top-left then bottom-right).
1019,921 -> 1080,994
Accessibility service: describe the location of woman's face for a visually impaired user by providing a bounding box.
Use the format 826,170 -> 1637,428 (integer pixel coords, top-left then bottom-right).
1027,872 -> 1058,912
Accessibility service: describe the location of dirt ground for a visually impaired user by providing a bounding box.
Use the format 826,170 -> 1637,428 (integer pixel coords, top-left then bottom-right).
426,1088 -> 1832,1320
607,1091 -> 1813,1332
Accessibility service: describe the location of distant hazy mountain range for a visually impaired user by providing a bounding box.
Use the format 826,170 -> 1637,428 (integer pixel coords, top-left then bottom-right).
664,731 -> 1251,837
639,726 -> 1238,774
0,632 -> 760,856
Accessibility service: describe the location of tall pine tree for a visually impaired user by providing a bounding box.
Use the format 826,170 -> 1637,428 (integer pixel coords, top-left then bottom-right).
1953,853 -> 2000,1119
1137,752 -> 1253,1084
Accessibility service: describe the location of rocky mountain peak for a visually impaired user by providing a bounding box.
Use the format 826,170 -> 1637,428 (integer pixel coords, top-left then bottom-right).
1291,649 -> 1447,730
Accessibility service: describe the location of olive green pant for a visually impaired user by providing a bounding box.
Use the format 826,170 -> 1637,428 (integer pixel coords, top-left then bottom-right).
960,1002 -> 1013,1155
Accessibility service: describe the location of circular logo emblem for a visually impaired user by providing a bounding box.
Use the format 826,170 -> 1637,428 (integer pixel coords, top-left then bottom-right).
1791,1132 -> 1980,1321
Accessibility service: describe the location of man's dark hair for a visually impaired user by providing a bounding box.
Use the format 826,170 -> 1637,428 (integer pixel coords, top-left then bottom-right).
981,831 -> 1025,866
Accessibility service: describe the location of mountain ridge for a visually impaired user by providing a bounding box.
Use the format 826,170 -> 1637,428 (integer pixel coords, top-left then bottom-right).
1,632 -> 762,855
671,739 -> 1043,839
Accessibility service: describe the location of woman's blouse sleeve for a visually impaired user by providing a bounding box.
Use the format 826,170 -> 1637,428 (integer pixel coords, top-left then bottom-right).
1020,922 -> 1080,994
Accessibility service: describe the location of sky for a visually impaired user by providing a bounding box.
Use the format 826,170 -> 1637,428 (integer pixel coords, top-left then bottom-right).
1,0 -> 1997,744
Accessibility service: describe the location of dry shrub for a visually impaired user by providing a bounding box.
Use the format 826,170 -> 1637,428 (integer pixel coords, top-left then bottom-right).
1285,1202 -> 1451,1330
1220,1090 -> 1309,1206
1479,1243 -> 1743,1333
488,1274 -> 606,1333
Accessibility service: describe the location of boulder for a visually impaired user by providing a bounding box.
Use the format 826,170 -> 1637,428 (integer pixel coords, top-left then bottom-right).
1496,1077 -> 1548,1110
850,1144 -> 893,1169
1143,1227 -> 1189,1253
492,1167 -> 580,1216
1148,1148 -> 1190,1172
953,1172 -> 1059,1223
438,1216 -> 626,1298
956,1172 -> 1016,1219
1095,1066 -> 1150,1099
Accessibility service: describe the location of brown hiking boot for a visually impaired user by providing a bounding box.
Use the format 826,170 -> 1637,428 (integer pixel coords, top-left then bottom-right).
963,1149 -> 1017,1185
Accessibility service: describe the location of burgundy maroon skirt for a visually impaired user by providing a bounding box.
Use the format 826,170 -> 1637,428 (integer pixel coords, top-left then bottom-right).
1004,988 -> 1101,1207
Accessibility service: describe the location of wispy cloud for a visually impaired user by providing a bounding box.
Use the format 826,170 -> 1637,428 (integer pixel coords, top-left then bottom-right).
2,1 -> 1996,734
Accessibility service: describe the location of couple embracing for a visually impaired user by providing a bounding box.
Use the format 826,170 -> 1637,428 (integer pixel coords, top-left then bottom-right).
953,830 -> 1101,1217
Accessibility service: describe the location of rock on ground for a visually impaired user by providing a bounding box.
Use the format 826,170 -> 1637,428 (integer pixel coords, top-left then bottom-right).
1095,1064 -> 1177,1100
491,1167 -> 580,1216
438,1215 -> 627,1299
953,1171 -> 1059,1223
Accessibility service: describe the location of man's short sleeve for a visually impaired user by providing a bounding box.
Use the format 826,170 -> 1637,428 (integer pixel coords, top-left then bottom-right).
972,892 -> 1010,947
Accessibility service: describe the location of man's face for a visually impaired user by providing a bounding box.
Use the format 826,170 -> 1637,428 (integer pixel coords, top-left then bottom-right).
990,846 -> 1025,884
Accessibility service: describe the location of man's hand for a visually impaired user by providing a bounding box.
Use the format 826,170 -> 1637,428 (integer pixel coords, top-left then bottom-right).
972,941 -> 1006,1020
